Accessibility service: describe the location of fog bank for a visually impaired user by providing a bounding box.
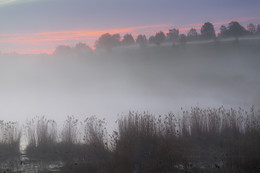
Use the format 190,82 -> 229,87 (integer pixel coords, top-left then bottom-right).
0,40 -> 259,126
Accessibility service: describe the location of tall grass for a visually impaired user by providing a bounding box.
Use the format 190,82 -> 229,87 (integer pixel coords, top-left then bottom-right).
25,116 -> 57,157
180,107 -> 260,171
24,115 -> 111,172
83,116 -> 107,147
112,107 -> 260,173
0,121 -> 21,158
21,107 -> 260,172
113,112 -> 187,173
68,116 -> 111,172
58,116 -> 111,173
61,116 -> 79,145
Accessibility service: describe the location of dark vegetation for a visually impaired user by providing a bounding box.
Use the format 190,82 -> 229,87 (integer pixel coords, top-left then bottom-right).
0,121 -> 21,159
25,107 -> 260,172
52,20 -> 260,54
0,121 -> 21,172
1,107 -> 259,172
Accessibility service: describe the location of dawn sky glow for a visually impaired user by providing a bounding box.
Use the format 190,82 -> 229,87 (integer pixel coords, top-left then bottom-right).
1,0 -> 260,54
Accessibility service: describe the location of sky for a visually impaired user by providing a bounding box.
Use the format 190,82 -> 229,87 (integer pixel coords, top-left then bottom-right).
0,0 -> 260,54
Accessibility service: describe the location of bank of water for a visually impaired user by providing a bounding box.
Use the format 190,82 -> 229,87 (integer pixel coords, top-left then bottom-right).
0,148 -> 64,173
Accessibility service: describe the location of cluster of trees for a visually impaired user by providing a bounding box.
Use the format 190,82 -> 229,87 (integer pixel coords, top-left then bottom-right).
219,21 -> 260,38
94,33 -> 148,50
54,21 -> 260,53
94,21 -> 260,50
54,42 -> 92,55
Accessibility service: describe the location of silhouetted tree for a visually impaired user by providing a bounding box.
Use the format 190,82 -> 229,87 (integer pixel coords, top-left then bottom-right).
148,35 -> 156,44
167,28 -> 179,42
95,33 -> 121,50
136,34 -> 148,47
74,43 -> 92,54
121,33 -> 135,46
200,22 -> 216,40
220,25 -> 227,33
53,45 -> 72,55
179,34 -> 187,45
187,28 -> 198,40
227,21 -> 249,38
154,31 -> 166,45
218,25 -> 228,38
247,23 -> 256,34
112,33 -> 121,46
256,24 -> 260,35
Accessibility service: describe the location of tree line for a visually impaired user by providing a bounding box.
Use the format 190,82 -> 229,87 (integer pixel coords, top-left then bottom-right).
54,21 -> 260,54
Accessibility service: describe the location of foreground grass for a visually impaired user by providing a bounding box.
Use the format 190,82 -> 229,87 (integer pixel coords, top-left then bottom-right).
21,107 -> 260,173
0,107 -> 259,172
0,121 -> 21,159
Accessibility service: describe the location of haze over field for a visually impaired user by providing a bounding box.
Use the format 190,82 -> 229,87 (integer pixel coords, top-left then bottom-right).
1,41 -> 260,126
